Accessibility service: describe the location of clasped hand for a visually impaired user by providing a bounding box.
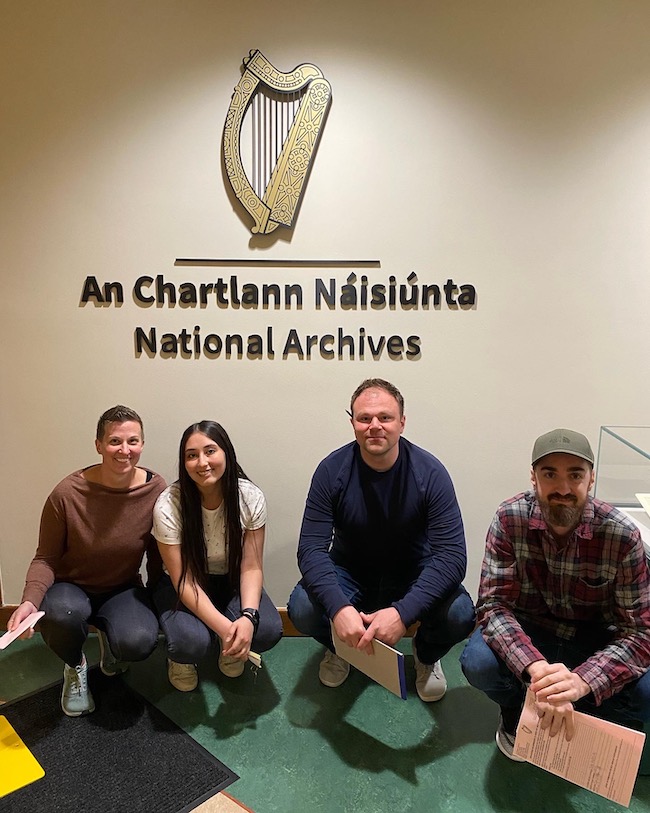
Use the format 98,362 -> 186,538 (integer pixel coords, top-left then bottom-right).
528,660 -> 591,741
220,616 -> 254,660
332,605 -> 406,654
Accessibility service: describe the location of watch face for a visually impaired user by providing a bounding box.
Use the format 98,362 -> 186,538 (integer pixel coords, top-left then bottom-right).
242,608 -> 259,624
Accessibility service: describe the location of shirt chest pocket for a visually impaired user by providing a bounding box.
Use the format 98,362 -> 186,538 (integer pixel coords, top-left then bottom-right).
574,565 -> 617,603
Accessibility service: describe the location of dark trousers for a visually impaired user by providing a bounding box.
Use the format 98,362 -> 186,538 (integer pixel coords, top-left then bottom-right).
39,581 -> 160,668
460,620 -> 650,725
287,564 -> 475,665
152,574 -> 282,664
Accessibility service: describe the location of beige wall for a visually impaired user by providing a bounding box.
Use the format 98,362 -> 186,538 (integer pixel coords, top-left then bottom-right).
2,1 -> 650,606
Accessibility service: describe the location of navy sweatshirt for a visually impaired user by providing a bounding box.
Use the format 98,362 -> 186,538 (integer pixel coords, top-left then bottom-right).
297,438 -> 467,627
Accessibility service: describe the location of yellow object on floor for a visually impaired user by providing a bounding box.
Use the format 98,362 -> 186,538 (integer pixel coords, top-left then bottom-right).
0,715 -> 45,798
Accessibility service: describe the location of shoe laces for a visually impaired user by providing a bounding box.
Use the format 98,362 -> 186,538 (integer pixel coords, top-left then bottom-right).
66,661 -> 88,695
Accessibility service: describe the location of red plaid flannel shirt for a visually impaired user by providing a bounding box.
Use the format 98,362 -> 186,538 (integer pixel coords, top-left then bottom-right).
477,491 -> 650,705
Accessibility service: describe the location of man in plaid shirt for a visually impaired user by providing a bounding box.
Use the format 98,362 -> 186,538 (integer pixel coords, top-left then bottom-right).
461,428 -> 650,761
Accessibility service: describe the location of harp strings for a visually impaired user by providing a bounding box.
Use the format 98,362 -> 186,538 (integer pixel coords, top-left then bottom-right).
251,87 -> 302,200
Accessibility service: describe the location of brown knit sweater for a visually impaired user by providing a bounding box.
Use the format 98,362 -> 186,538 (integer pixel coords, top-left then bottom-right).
22,467 -> 167,608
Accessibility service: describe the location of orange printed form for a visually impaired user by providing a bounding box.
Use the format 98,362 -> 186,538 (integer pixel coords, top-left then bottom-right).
514,688 -> 644,807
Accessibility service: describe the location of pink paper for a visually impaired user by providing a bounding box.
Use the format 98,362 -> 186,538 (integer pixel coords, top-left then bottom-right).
0,611 -> 44,650
515,688 -> 644,807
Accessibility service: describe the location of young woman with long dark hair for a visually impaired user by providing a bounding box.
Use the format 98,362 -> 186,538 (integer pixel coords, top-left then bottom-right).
152,421 -> 282,691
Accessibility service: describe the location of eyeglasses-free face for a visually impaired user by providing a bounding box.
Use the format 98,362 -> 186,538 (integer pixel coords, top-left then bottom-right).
350,388 -> 405,471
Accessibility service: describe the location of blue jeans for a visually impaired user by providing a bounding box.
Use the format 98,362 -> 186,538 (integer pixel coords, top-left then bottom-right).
39,581 -> 160,668
153,574 -> 283,663
287,565 -> 475,664
460,621 -> 650,724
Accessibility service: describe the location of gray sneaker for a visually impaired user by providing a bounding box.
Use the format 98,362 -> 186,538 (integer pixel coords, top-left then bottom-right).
495,714 -> 526,762
318,650 -> 350,687
61,656 -> 95,716
412,643 -> 447,702
97,630 -> 128,677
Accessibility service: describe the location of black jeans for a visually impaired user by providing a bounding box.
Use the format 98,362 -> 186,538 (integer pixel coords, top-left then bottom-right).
39,581 -> 159,668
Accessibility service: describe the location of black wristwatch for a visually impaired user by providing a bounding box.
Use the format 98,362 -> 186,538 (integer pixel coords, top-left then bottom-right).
241,608 -> 260,631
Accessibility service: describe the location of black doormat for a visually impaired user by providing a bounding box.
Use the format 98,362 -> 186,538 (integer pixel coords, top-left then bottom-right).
0,669 -> 238,812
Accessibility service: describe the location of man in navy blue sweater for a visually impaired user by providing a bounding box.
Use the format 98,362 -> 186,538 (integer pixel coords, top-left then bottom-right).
288,378 -> 475,700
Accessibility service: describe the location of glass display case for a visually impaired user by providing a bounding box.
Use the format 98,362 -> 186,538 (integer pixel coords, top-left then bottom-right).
594,426 -> 650,556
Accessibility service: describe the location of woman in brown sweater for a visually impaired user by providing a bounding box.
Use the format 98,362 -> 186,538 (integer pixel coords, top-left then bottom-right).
6,405 -> 166,716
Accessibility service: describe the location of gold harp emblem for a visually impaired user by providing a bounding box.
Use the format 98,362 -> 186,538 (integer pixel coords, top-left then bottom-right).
222,50 -> 332,235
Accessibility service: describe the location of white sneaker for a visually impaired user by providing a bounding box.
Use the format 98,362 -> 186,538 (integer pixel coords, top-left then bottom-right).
412,643 -> 447,702
319,650 -> 350,687
61,655 -> 95,716
219,653 -> 245,678
167,659 -> 198,692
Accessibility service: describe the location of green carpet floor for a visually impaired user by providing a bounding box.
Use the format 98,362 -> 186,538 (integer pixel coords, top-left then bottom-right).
2,636 -> 650,813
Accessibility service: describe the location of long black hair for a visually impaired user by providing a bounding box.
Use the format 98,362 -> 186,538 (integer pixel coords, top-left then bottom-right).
176,421 -> 247,596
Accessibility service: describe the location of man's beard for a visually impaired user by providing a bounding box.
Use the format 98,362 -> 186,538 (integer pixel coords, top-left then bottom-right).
539,495 -> 584,530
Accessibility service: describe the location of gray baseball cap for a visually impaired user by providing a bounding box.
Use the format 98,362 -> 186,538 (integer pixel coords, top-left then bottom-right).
532,428 -> 594,467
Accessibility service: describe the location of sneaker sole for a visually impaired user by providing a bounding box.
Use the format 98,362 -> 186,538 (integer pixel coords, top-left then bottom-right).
61,704 -> 95,717
495,729 -> 526,762
319,669 -> 350,688
416,686 -> 446,702
169,682 -> 198,692
219,668 -> 245,678
61,695 -> 96,716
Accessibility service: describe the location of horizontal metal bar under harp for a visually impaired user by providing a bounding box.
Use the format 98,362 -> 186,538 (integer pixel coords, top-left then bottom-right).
174,259 -> 382,267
